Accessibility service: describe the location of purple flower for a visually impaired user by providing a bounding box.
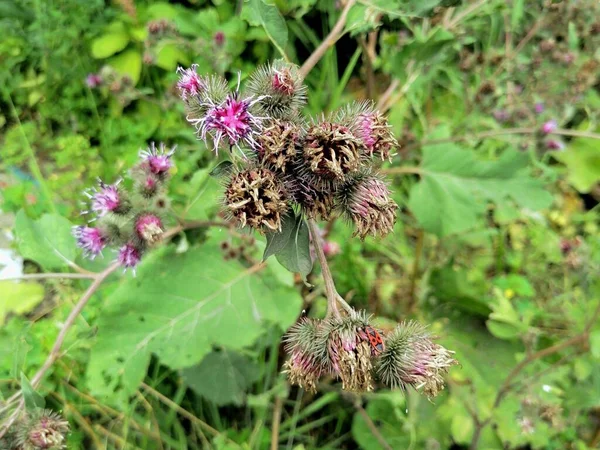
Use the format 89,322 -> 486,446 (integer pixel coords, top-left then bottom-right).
86,73 -> 103,88
541,120 -> 557,134
323,240 -> 340,258
534,102 -> 545,114
118,243 -> 142,269
139,143 -> 175,176
176,64 -> 204,100
546,139 -> 565,151
135,214 -> 164,244
214,31 -> 225,47
72,226 -> 106,258
493,109 -> 510,122
86,180 -> 122,216
195,79 -> 266,153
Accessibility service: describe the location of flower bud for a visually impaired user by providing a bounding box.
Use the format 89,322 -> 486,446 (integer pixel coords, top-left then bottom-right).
377,321 -> 457,398
337,174 -> 397,239
224,167 -> 289,232
545,138 -> 564,151
255,120 -> 301,173
85,73 -> 102,88
16,409 -> 69,450
72,226 -> 106,259
118,243 -> 142,269
135,214 -> 164,245
352,105 -> 398,161
176,64 -> 205,100
246,60 -> 307,120
541,120 -> 557,134
138,142 -> 175,178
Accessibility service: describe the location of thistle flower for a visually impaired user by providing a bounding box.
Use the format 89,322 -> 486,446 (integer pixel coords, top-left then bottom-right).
224,166 -> 289,231
300,121 -> 364,189
377,321 -> 457,398
541,119 -> 557,134
194,80 -> 267,154
85,179 -> 129,217
85,73 -> 102,88
546,138 -> 565,150
246,60 -> 307,120
118,243 -> 142,269
283,318 -> 329,393
534,102 -> 545,114
337,174 -> 397,239
15,409 -> 69,450
214,31 -> 225,47
176,64 -> 205,100
139,142 -> 175,177
255,119 -> 301,172
135,214 -> 164,245
72,226 -> 106,258
183,73 -> 229,122
326,312 -> 377,392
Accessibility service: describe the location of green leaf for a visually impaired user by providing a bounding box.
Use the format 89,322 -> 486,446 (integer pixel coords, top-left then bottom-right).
590,330 -> 600,359
408,141 -> 553,237
244,0 -> 288,57
209,161 -> 234,178
14,210 -> 77,271
553,137 -> 600,193
154,43 -> 189,71
450,408 -> 474,444
20,372 -> 45,411
87,238 -> 302,400
182,350 -> 260,406
0,281 -> 45,323
182,169 -> 221,221
263,213 -> 295,261
91,28 -> 130,59
274,214 -> 312,279
108,49 -> 142,85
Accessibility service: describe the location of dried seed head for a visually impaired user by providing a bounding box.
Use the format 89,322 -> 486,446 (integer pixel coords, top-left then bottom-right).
246,60 -> 307,120
72,226 -> 106,259
377,321 -> 458,399
224,167 -> 289,232
338,174 -> 397,239
16,409 -> 69,450
295,185 -> 336,221
301,121 -> 364,189
326,312 -> 375,392
135,214 -> 164,245
255,120 -> 301,173
283,318 -> 330,393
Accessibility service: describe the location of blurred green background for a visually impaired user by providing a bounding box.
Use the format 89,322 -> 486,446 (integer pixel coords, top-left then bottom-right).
1,0 -> 600,448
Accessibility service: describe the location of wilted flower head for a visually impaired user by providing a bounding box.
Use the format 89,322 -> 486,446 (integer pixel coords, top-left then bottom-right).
118,243 -> 142,270
255,119 -> 301,172
72,226 -> 106,258
377,321 -> 457,398
224,166 -> 289,232
139,143 -> 175,177
283,318 -> 329,393
337,174 -> 397,239
16,409 -> 70,450
176,64 -> 205,100
135,214 -> 164,245
296,185 -> 336,221
300,121 -> 364,189
246,60 -> 307,120
85,179 -> 128,217
541,119 -> 557,134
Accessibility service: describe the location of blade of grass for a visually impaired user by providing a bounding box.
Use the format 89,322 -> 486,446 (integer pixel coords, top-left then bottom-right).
328,47 -> 362,111
280,391 -> 338,431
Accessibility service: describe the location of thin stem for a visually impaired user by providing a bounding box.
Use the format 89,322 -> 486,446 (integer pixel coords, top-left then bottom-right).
353,399 -> 393,450
307,219 -> 340,319
407,229 -> 424,312
0,273 -> 96,281
299,0 -> 357,78
270,396 -> 283,450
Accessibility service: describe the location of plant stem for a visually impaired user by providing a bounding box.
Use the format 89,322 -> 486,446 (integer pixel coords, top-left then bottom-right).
299,0 -> 357,78
270,396 -> 283,450
307,219 -> 341,319
0,273 -> 97,281
353,398 -> 393,450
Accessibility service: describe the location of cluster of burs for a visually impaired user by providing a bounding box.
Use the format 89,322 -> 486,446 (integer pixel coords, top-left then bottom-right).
177,60 -> 399,239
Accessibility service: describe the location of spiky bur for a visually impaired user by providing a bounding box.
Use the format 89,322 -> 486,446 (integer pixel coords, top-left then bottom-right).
181,74 -> 229,123
337,101 -> 398,161
299,121 -> 364,190
283,318 -> 330,393
246,60 -> 307,120
337,173 -> 398,239
14,409 -> 70,450
223,166 -> 289,232
73,143 -> 175,272
377,321 -> 458,399
295,184 -> 336,221
255,119 -> 301,173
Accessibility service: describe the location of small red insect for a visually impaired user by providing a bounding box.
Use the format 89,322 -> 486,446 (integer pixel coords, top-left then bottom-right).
364,325 -> 384,355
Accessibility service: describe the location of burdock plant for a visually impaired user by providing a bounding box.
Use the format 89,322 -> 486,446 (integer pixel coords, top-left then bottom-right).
176,59 -> 457,396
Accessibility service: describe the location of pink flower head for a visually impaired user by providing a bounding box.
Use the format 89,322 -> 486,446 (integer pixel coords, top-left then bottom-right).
546,139 -> 565,151
214,31 -> 225,47
541,119 -> 557,134
86,73 -> 102,88
139,142 -> 175,176
493,109 -> 510,123
196,79 -> 266,153
135,214 -> 164,244
118,243 -> 141,269
86,180 -> 122,216
356,110 -> 396,160
72,226 -> 106,258
272,69 -> 295,95
323,240 -> 341,258
534,102 -> 545,114
176,64 -> 204,100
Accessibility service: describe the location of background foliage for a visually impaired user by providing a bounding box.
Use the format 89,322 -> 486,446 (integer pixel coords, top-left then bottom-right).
1,0 -> 600,448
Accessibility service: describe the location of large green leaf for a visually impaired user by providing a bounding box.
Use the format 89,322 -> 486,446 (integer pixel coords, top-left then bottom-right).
0,281 -> 44,323
90,25 -> 130,59
86,238 -> 301,401
14,210 -> 77,271
108,49 -> 142,85
244,0 -> 288,57
553,138 -> 600,193
273,214 -> 312,279
408,143 -> 553,237
182,350 -> 260,406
